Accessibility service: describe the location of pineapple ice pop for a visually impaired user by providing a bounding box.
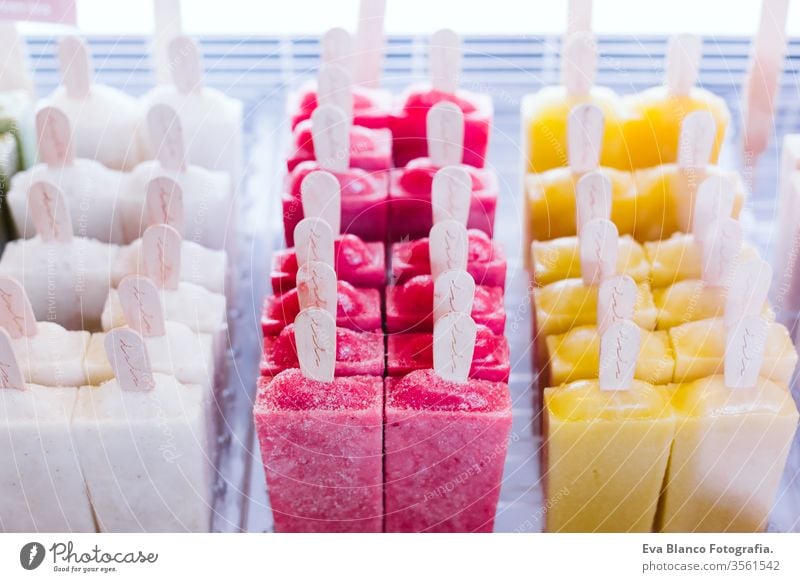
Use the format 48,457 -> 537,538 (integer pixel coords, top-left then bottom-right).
624,34 -> 729,170
544,320 -> 676,532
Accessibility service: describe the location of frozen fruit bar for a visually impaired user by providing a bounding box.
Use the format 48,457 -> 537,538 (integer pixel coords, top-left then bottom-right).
261,281 -> 381,335
287,120 -> 392,173
391,229 -> 506,288
544,378 -> 675,532
389,159 -> 498,241
289,80 -> 391,130
669,318 -> 796,384
271,234 -> 385,293
544,325 -> 674,387
660,375 -> 798,532
254,370 -> 384,532
391,86 -> 492,169
387,325 -> 510,382
283,163 -> 389,245
386,275 -> 505,335
384,369 -> 511,532
260,324 -> 384,377
531,234 -> 649,286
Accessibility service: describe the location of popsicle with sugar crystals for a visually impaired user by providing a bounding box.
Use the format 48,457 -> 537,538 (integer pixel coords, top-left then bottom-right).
254,307 -> 384,532
73,328 -> 214,532
530,171 -> 650,285
113,182 -> 228,294
389,106 -> 498,241
624,34 -> 730,169
659,316 -> 799,532
41,35 -> 145,171
122,104 -> 232,248
384,311 -> 512,532
8,106 -> 127,243
283,106 -> 389,243
141,35 -> 243,179
0,181 -> 118,331
544,320 -> 675,532
0,276 -> 90,386
391,29 -> 492,168
274,170 -> 385,292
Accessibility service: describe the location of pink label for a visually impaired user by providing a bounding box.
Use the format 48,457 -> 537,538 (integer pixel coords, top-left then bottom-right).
0,276 -> 37,339
118,276 -> 166,338
104,328 -> 155,392
0,329 -> 26,391
0,0 -> 76,24
146,176 -> 185,233
142,224 -> 182,290
28,181 -> 73,243
147,104 -> 187,172
36,106 -> 73,167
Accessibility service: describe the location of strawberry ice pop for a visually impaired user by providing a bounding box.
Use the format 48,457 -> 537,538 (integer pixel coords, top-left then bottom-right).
391,29 -> 492,168
384,312 -> 512,532
254,308 -> 383,532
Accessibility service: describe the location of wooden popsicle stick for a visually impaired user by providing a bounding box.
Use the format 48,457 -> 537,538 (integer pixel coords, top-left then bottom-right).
0,276 -> 37,339
692,174 -> 736,244
36,106 -> 74,167
427,101 -> 464,167
321,27 -> 352,69
701,217 -> 743,288
576,171 -> 612,233
57,36 -> 92,99
142,224 -> 182,290
597,275 -> 636,336
724,315 -> 769,389
297,261 -> 338,317
168,35 -> 204,95
28,181 -> 73,244
598,319 -> 641,391
665,34 -> 702,96
562,32 -> 597,97
677,110 -> 716,170
147,103 -> 187,172
301,170 -> 342,235
0,328 -> 26,391
433,269 -> 475,324
353,0 -> 386,88
311,104 -> 350,172
294,307 -> 336,383
104,328 -> 155,392
567,103 -> 604,174
118,275 -> 167,338
566,0 -> 593,35
295,217 -> 335,268
145,176 -> 185,233
430,28 -> 461,94
724,258 -> 772,329
318,64 -> 354,123
432,165 -> 471,226
579,218 -> 618,287
433,311 -> 477,384
429,220 -> 469,281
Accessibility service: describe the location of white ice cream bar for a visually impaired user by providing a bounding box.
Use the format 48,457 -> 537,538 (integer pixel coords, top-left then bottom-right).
112,238 -> 227,294
0,237 -> 119,331
0,385 -> 96,532
40,36 -> 145,171
101,282 -> 226,336
10,322 -> 91,387
84,322 -> 215,390
72,373 -> 213,532
141,36 -> 243,179
8,160 -> 127,244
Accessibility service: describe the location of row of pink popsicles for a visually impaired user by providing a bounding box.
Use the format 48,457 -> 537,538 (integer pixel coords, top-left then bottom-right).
253,47 -> 515,531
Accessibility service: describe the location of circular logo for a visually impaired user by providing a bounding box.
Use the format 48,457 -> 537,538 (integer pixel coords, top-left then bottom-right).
19,542 -> 46,570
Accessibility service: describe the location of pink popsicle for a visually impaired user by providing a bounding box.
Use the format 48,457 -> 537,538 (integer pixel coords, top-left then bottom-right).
254,370 -> 384,532
384,369 -> 512,532
287,121 -> 392,172
289,83 -> 392,130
